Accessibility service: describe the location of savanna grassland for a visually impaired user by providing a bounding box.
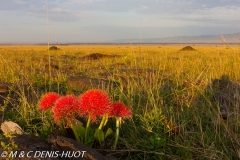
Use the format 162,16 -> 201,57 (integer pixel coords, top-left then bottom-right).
0,44 -> 240,159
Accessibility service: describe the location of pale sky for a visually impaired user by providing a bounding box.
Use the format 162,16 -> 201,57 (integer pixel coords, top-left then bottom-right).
1,0 -> 240,43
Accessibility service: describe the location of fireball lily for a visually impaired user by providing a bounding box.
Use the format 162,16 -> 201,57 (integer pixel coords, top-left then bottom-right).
39,92 -> 60,111
79,89 -> 111,144
109,102 -> 132,150
53,95 -> 81,142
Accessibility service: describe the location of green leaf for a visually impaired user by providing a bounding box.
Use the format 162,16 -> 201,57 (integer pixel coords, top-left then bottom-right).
85,136 -> 95,147
1,141 -> 6,148
149,135 -> 166,148
94,129 -> 104,143
76,125 -> 86,142
105,128 -> 113,138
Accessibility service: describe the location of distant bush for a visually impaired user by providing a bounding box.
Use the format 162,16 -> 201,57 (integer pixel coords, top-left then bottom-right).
179,46 -> 196,51
49,46 -> 60,50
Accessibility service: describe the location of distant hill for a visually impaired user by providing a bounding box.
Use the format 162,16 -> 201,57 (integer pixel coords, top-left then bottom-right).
109,33 -> 240,44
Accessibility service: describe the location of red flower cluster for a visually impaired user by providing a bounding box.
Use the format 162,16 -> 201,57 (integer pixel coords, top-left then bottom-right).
39,92 -> 60,111
53,95 -> 80,125
79,89 -> 111,122
39,89 -> 132,125
109,102 -> 132,118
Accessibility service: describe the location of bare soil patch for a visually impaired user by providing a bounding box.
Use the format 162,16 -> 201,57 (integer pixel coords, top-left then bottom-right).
67,76 -> 120,93
81,53 -> 121,60
209,75 -> 240,119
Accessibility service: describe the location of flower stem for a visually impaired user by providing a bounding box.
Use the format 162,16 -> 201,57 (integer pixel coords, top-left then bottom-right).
71,123 -> 80,142
85,116 -> 91,144
98,114 -> 106,129
60,122 -> 66,136
113,117 -> 120,150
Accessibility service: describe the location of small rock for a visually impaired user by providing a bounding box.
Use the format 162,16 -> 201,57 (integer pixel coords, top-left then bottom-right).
1,121 -> 24,135
0,134 -> 53,160
49,136 -> 117,160
0,134 -> 117,160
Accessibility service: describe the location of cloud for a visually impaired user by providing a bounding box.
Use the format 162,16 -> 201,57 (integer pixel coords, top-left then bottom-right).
0,0 -> 98,21
66,0 -> 106,3
28,7 -> 95,22
1,0 -> 240,22
133,0 -> 240,14
156,6 -> 240,22
2,0 -> 240,13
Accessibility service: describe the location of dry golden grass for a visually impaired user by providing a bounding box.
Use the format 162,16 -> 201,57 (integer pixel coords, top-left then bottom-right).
0,44 -> 240,159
